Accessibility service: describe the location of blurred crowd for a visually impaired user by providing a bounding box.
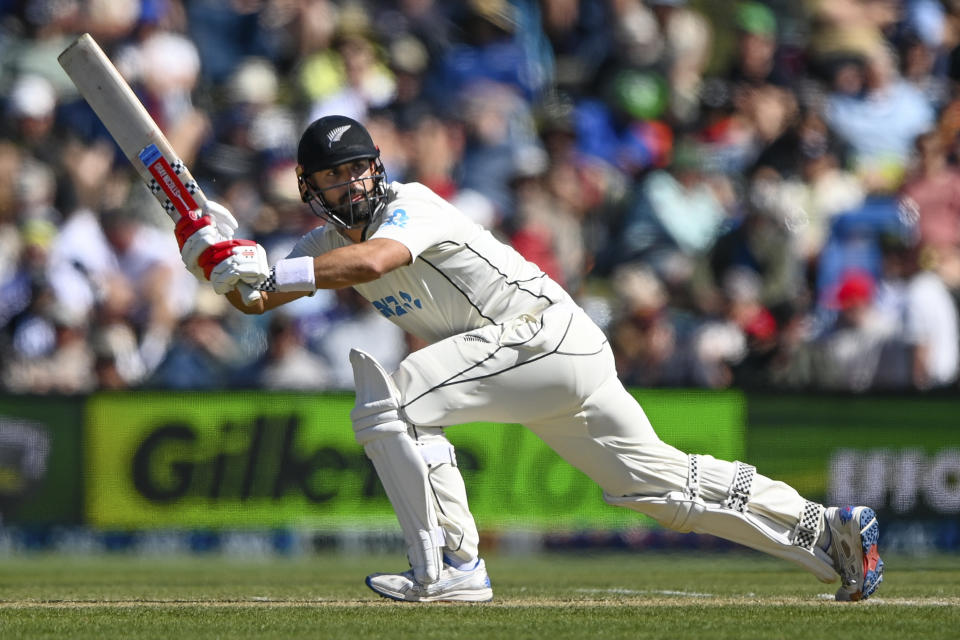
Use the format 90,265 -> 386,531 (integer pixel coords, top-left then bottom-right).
3,0 -> 960,394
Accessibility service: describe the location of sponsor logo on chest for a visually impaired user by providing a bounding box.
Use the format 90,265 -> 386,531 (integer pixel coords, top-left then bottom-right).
371,290 -> 423,318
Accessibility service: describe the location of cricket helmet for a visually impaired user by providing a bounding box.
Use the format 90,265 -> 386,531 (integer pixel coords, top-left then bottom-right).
296,115 -> 388,229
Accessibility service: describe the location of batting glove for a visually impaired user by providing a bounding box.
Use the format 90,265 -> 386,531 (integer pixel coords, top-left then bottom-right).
175,200 -> 240,281
202,240 -> 270,295
202,200 -> 239,238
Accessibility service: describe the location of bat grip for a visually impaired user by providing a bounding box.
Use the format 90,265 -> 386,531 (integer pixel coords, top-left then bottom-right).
238,282 -> 262,305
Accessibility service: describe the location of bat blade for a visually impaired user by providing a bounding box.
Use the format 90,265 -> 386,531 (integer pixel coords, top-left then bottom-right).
58,33 -> 260,303
57,33 -> 206,219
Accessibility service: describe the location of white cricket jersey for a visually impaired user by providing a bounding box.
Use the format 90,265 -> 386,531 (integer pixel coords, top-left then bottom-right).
287,181 -> 574,344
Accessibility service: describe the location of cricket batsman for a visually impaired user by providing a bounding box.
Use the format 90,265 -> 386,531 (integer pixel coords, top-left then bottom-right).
186,115 -> 883,603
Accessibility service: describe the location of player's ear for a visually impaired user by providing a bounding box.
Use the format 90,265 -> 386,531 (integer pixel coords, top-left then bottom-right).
296,164 -> 311,203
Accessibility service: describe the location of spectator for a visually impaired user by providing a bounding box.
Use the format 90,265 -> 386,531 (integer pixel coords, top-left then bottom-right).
99,207 -> 197,372
371,0 -> 454,63
805,270 -> 898,392
0,218 -> 55,336
430,0 -> 550,102
609,263 -> 693,387
625,0 -> 713,125
724,267 -> 781,387
880,233 -> 960,389
2,276 -> 95,395
900,131 -> 960,291
45,203 -> 117,325
148,294 -> 242,390
691,170 -> 804,322
185,0 -> 279,85
539,0 -> 613,92
233,313 -> 333,390
824,43 -> 935,192
116,30 -> 208,166
4,74 -> 60,165
309,288 -> 406,390
0,142 -> 24,283
398,111 -> 461,201
507,150 -> 564,286
456,81 -> 541,219
304,11 -> 396,123
535,94 -> 629,280
726,2 -> 792,89
610,140 -> 729,291
1,0 -> 958,396
899,32 -> 949,111
753,107 -> 865,264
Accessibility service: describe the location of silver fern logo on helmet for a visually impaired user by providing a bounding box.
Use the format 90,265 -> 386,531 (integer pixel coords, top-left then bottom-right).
326,125 -> 351,146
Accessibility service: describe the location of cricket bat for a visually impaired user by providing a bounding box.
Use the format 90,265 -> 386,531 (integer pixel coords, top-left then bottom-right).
57,33 -> 260,303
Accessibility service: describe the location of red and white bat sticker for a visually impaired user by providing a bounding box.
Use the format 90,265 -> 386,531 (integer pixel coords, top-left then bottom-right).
139,143 -> 199,219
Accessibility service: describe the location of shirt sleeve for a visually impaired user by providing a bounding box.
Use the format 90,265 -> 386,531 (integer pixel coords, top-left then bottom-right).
286,226 -> 336,259
369,197 -> 454,261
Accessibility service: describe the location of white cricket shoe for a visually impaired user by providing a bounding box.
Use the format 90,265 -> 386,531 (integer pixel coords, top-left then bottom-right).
365,559 -> 493,602
824,506 -> 884,601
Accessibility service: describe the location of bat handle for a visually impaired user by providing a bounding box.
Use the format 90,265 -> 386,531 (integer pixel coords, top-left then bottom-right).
238,282 -> 262,305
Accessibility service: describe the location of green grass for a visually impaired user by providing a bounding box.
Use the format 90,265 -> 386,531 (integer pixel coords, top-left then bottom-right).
0,551 -> 958,639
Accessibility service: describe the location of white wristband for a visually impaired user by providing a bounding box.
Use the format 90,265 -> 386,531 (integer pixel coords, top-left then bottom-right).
273,256 -> 316,292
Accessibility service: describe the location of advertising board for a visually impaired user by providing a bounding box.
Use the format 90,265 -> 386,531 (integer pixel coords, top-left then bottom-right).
85,390 -> 745,530
0,395 -> 84,525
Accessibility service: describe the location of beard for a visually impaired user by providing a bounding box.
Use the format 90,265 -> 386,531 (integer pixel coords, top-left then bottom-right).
331,191 -> 374,225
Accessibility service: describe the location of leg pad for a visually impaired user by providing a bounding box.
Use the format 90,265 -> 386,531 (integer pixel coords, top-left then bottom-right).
350,348 -> 443,584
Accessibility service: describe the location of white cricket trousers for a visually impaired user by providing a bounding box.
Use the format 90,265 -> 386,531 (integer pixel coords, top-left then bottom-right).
391,303 -> 808,563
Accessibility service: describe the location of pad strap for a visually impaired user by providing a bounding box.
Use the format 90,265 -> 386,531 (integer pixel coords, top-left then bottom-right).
419,441 -> 457,468
792,500 -> 824,550
723,461 -> 755,513
685,454 -> 701,499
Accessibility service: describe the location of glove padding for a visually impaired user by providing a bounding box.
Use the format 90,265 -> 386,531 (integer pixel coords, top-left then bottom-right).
176,200 -> 240,281
203,240 -> 270,295
200,200 -> 239,238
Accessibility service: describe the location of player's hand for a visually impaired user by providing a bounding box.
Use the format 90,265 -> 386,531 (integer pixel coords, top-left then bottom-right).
203,240 -> 270,295
176,200 -> 239,281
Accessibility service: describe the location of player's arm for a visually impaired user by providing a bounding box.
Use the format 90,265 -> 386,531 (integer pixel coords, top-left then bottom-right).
311,238 -> 411,288
226,238 -> 411,314
225,289 -> 309,314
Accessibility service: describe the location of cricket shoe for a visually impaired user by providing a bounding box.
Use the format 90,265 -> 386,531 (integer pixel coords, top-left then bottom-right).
365,559 -> 493,602
823,506 -> 884,601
